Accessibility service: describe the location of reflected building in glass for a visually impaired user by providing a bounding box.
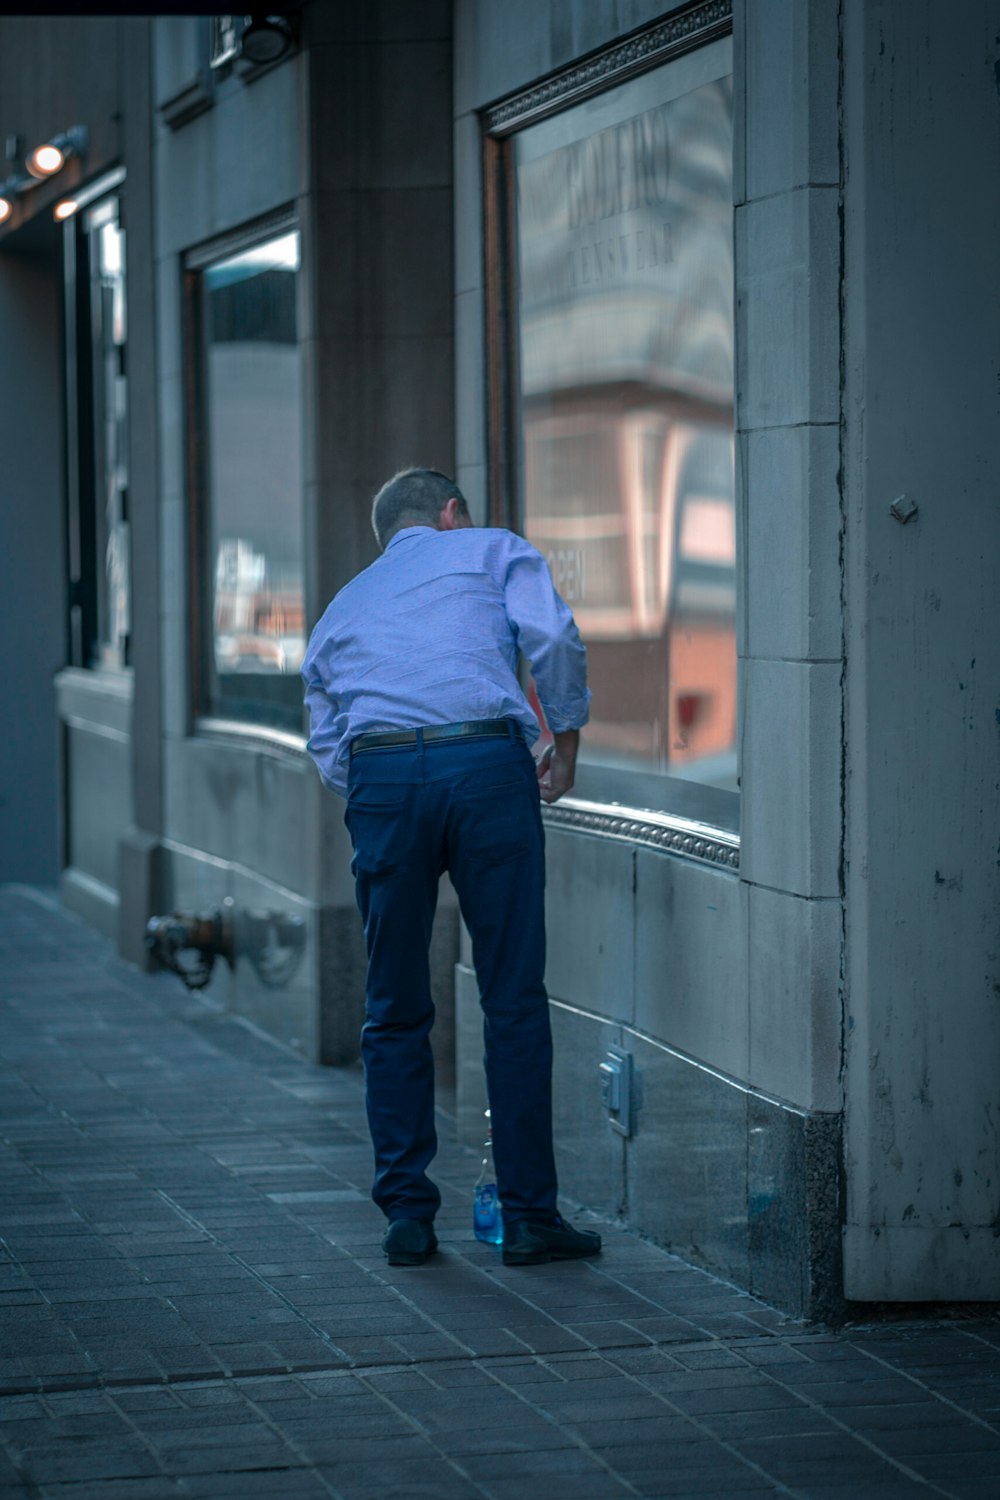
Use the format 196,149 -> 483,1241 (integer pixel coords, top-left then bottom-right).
198,228 -> 306,728
515,60 -> 735,789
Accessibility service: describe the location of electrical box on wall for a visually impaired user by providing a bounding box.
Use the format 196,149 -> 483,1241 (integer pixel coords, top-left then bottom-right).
599,1046 -> 633,1137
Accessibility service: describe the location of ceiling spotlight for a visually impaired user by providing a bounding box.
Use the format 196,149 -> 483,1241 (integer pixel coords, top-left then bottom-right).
0,172 -> 24,222
25,125 -> 88,180
240,15 -> 294,65
54,198 -> 78,222
30,143 -> 63,176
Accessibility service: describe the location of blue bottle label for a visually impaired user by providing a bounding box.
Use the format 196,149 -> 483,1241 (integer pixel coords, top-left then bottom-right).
474,1183 -> 502,1243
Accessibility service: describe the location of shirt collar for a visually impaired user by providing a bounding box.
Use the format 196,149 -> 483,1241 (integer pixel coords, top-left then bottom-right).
385,525 -> 436,552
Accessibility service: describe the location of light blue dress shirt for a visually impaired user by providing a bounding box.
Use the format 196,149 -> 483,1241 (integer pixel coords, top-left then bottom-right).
301,526 -> 590,795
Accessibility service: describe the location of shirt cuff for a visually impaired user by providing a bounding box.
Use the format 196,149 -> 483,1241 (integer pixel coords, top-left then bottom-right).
543,697 -> 591,735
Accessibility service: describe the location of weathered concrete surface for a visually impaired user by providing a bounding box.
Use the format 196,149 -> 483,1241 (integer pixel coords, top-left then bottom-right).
841,0 -> 1000,1299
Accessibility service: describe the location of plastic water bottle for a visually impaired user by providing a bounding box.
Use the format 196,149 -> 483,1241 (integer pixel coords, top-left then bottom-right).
473,1109 -> 503,1244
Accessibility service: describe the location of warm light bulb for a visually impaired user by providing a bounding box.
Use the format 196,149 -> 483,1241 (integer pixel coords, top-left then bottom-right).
28,143 -> 64,177
0,197 -> 11,224
54,199 -> 78,221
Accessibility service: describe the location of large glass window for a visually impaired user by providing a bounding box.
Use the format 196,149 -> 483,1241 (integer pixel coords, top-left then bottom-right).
191,223 -> 305,729
65,190 -> 131,670
504,39 -> 736,817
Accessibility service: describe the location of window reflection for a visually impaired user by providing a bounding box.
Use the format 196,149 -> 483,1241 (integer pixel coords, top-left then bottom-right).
514,51 -> 736,791
201,228 -> 305,727
87,196 -> 130,668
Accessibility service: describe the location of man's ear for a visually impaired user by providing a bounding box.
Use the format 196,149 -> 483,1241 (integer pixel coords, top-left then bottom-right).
438,496 -> 467,531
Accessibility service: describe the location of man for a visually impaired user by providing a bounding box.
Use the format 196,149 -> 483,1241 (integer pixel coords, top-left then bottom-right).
301,467 -> 600,1269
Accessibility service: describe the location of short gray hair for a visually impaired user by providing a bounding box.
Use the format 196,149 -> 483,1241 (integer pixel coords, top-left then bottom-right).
371,468 -> 469,549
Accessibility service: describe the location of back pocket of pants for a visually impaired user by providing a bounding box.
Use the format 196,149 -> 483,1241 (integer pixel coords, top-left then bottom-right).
450,776 -> 535,867
345,788 -> 407,875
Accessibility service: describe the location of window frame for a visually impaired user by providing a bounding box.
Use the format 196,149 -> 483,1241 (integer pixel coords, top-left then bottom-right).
62,166 -> 130,674
481,0 -> 739,846
183,205 -> 306,739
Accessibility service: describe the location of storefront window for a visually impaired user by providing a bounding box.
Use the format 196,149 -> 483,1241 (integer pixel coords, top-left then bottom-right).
509,40 -> 736,809
193,224 -> 305,729
65,191 -> 131,670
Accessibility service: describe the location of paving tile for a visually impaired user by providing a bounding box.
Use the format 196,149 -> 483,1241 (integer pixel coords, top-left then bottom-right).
639,1367 -> 778,1396
570,1416 -> 704,1448
696,1405 -> 842,1441
732,1433 -> 913,1487
672,1345 -> 753,1370
157,1445 -> 308,1477
796,1487 -> 956,1500
873,1422 -> 1000,1458
949,1482 -> 1000,1500
484,1360 -> 565,1386
180,1474 -> 329,1497
532,1375 -> 646,1405
904,1450 -> 1000,1482
670,1382 -> 809,1418
423,1362 -> 498,1390
104,1390 -> 184,1413
624,1486 -> 777,1499
806,1377 -> 928,1409
316,1456 -> 483,1495
272,1412 -> 413,1445
822,1397 -> 971,1433
602,1347 -> 688,1375
230,1377 -> 306,1403
458,1446 -> 619,1479
36,1483 -> 186,1500
14,1443 -> 163,1484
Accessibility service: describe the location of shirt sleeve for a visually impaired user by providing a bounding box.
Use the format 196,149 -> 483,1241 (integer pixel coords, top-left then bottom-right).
501,536 -> 591,733
302,662 -> 350,796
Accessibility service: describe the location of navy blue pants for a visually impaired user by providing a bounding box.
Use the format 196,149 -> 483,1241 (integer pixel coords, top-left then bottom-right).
345,729 -> 558,1226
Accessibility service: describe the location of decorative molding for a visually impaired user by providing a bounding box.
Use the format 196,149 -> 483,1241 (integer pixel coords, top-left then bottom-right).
484,0 -> 732,136
54,664 -> 134,701
542,796 -> 739,871
193,724 -> 739,867
183,206 -> 298,272
158,73 -> 213,132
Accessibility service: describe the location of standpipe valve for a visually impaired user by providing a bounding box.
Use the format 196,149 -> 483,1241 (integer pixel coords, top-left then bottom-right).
145,900 -> 235,991
145,899 -> 306,992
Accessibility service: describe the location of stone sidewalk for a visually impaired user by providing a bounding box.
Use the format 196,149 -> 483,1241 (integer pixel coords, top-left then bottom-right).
1,884 -> 999,1500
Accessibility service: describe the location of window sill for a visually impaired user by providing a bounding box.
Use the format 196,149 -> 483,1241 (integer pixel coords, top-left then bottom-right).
542,794 -> 739,871
193,716 -> 307,764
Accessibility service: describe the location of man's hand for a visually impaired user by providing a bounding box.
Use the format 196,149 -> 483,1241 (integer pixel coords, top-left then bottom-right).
537,729 -> 579,804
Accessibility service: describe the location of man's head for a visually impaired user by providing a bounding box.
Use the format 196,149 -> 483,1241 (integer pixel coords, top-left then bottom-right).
371,468 -> 472,550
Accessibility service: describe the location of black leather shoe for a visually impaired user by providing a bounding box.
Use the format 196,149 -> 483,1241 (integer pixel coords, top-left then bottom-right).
382,1218 -> 438,1266
502,1214 -> 602,1266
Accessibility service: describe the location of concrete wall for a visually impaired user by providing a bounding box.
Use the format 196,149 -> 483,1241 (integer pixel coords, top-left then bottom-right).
0,249 -> 65,883
0,18 -> 128,893
452,0 -> 845,1316
152,7 -> 457,1066
56,671 -> 133,937
152,17 -> 319,1047
842,0 -> 1000,1299
735,0 -> 843,1122
118,19 -> 166,967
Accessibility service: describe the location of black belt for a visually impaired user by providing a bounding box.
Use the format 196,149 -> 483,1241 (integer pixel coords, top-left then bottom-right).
350,719 -> 524,755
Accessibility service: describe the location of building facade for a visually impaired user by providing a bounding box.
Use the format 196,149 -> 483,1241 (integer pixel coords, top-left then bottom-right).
1,0 -> 997,1316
